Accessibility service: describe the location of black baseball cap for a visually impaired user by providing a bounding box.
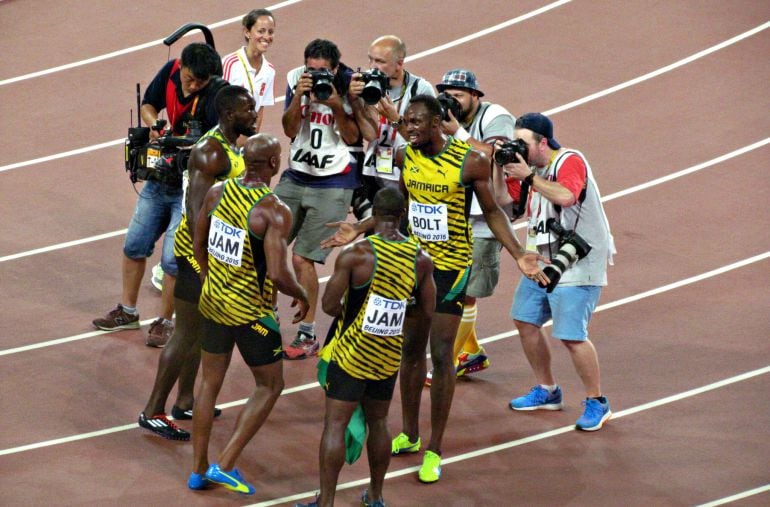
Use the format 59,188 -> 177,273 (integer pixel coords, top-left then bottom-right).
516,112 -> 560,149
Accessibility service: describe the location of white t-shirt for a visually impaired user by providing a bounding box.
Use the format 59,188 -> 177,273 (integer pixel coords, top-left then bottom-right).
222,47 -> 276,109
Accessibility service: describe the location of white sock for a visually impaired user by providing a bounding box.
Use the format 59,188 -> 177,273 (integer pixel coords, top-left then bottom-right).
540,384 -> 558,393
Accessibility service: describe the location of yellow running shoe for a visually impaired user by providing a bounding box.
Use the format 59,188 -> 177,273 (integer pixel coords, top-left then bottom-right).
418,450 -> 441,483
391,432 -> 420,455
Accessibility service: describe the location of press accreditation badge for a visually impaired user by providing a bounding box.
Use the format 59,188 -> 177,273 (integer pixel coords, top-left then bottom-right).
409,202 -> 448,242
362,294 -> 407,336
146,147 -> 161,170
375,146 -> 394,175
207,217 -> 245,267
526,226 -> 538,252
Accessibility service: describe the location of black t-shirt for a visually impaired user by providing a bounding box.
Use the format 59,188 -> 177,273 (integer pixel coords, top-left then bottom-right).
142,59 -> 223,135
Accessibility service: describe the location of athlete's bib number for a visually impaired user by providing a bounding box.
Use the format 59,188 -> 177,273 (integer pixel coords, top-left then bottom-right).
207,216 -> 245,267
409,202 -> 448,241
362,295 -> 407,336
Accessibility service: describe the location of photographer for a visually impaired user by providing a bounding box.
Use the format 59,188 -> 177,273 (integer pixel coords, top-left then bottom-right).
276,39 -> 361,359
93,42 -> 225,347
426,68 -> 517,385
348,35 -> 435,213
503,113 -> 616,431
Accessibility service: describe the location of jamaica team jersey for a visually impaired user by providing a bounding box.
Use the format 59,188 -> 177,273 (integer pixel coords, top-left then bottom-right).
329,235 -> 419,380
173,126 -> 245,260
402,137 -> 473,270
198,179 -> 274,326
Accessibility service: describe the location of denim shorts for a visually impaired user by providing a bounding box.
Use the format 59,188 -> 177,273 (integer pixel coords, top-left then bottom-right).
273,178 -> 353,263
123,180 -> 182,276
510,276 -> 602,341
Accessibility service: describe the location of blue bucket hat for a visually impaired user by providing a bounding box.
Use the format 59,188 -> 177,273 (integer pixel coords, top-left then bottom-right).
516,112 -> 561,149
435,68 -> 484,97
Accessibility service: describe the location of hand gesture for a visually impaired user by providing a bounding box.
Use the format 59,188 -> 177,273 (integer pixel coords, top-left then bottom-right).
516,252 -> 551,286
320,221 -> 359,249
290,293 -> 310,324
439,108 -> 460,136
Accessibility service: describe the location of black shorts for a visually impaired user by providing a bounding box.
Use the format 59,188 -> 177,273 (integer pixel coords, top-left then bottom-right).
325,360 -> 397,402
433,267 -> 470,316
201,316 -> 282,367
174,255 -> 202,304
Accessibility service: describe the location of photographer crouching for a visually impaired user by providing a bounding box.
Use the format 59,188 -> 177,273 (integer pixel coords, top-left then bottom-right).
502,113 -> 616,431
93,42 -> 225,347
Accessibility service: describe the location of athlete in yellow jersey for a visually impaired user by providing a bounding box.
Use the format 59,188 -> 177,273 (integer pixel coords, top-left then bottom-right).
304,187 -> 434,507
139,86 -> 256,441
323,95 -> 548,484
189,134 -> 308,495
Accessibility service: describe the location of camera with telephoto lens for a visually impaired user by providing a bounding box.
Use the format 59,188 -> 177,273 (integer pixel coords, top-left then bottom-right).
307,68 -> 335,100
436,92 -> 462,122
125,119 -> 202,187
494,138 -> 529,166
539,218 -> 592,293
357,68 -> 390,105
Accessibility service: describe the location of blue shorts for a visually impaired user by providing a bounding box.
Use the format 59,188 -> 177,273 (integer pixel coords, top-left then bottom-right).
123,181 -> 182,276
510,276 -> 602,341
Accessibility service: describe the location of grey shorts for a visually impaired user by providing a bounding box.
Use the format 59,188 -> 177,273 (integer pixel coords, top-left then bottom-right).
466,237 -> 502,298
273,179 -> 353,263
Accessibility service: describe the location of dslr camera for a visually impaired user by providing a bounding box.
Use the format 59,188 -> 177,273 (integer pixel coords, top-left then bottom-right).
539,218 -> 592,293
357,68 -> 390,105
125,119 -> 202,187
494,138 -> 529,165
307,68 -> 335,100
436,92 -> 462,122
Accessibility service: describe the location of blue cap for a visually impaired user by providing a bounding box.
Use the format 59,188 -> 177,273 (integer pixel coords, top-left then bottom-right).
435,68 -> 484,97
516,112 -> 560,149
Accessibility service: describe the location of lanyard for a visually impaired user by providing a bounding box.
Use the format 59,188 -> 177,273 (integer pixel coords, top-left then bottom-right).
236,49 -> 255,95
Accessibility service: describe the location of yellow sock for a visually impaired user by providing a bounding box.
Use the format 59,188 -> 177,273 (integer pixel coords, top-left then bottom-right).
453,303 -> 479,360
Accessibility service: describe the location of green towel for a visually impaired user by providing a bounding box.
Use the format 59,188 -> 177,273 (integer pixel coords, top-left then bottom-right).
317,357 -> 366,465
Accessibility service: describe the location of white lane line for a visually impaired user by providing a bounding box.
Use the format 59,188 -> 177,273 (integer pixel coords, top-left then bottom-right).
2,10 -> 765,175
696,484 -> 770,507
249,364 -> 770,507
0,0 -> 303,87
2,137 -> 766,265
0,251 -> 766,457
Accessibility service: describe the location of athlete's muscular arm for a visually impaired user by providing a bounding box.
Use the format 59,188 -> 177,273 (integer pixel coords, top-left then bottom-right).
466,150 -> 550,284
412,248 -> 436,323
257,197 -> 309,323
186,138 -> 229,238
193,183 -> 225,282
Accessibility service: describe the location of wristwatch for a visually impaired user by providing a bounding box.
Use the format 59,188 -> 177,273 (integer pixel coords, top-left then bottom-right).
390,117 -> 402,129
524,172 -> 535,186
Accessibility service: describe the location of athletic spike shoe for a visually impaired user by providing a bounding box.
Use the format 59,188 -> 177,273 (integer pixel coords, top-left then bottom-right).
204,464 -> 255,495
361,489 -> 387,506
455,347 -> 490,377
138,413 -> 190,441
283,330 -> 319,360
187,472 -> 210,490
171,405 -> 222,420
418,450 -> 441,483
391,432 -> 420,455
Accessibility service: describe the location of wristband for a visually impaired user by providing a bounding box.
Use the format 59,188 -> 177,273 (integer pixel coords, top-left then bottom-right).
454,126 -> 471,142
524,172 -> 535,186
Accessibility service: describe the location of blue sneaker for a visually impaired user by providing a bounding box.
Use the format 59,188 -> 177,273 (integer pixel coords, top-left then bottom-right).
294,495 -> 319,507
187,472 -> 210,490
509,385 -> 564,411
204,464 -> 255,494
576,398 -> 612,431
362,489 -> 387,506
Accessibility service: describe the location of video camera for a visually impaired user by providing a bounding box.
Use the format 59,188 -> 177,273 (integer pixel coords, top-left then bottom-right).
539,218 -> 592,293
124,87 -> 202,186
436,92 -> 462,122
356,68 -> 390,105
